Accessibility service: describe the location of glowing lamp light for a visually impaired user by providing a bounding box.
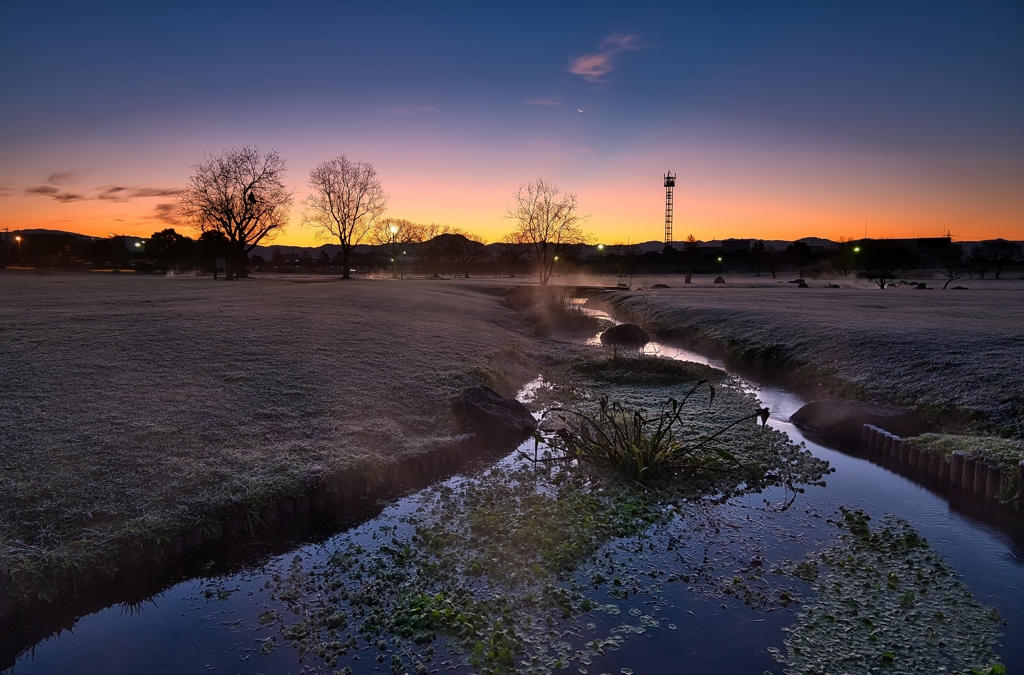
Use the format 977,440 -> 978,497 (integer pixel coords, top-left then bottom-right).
717,256 -> 723,262
597,244 -> 604,250
853,246 -> 860,253
553,256 -> 559,261
15,236 -> 21,242
389,224 -> 398,235
135,242 -> 142,248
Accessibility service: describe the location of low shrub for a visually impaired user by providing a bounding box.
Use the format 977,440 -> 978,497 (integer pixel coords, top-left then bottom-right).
537,380 -> 770,483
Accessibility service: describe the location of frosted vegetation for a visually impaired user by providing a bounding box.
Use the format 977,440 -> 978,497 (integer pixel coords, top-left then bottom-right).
0,274 -> 546,597
258,373 -> 834,674
605,280 -> 1024,438
775,509 -> 1004,674
0,273 -> 1011,674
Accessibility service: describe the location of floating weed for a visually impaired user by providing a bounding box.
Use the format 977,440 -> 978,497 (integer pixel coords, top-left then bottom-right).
259,453 -> 831,673
254,380 -> 833,674
775,508 -> 1005,674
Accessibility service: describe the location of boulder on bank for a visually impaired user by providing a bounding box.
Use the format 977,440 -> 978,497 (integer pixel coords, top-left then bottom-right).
452,385 -> 537,441
791,399 -> 926,442
600,323 -> 651,349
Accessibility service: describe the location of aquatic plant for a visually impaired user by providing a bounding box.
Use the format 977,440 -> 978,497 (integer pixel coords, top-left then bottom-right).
775,508 -> 1005,674
262,409 -> 833,675
537,380 -> 771,484
246,374 -> 834,673
262,461 -> 667,674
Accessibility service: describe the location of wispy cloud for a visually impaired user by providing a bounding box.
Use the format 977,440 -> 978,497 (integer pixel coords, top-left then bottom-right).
97,186 -> 178,201
154,203 -> 179,224
47,171 -> 86,185
525,98 -> 563,106
25,185 -> 85,202
24,176 -> 178,204
569,33 -> 643,82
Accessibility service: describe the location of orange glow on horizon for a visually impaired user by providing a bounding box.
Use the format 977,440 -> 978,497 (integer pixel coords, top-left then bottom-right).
2,183 -> 1020,246
3,134 -> 1020,245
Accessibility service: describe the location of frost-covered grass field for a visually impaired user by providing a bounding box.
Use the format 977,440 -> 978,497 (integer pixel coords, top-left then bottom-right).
3,268 -> 1021,609
598,274 -> 1024,436
0,272 -> 543,590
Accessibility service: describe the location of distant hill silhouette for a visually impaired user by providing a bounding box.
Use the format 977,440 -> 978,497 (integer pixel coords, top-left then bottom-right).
0,228 -> 99,242
2,228 -> 1018,257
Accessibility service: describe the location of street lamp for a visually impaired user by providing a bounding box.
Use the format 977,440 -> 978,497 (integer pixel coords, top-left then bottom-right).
14,235 -> 22,261
717,256 -> 723,274
402,250 -> 407,279
389,224 -> 399,278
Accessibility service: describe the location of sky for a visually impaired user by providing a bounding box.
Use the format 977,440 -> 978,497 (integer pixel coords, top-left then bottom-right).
1,1 -> 1022,246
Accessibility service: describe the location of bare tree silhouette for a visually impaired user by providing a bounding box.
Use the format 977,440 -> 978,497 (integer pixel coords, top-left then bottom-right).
178,146 -> 292,280
304,155 -> 388,279
506,178 -> 588,285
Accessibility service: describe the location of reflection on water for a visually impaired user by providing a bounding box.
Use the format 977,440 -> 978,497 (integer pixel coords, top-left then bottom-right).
5,309 -> 1024,674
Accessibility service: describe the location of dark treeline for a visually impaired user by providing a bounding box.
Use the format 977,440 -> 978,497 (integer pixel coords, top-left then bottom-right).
1,230 -> 1021,287
0,229 -> 229,273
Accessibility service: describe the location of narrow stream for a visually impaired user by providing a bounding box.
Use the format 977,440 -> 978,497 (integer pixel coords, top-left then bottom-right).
4,314 -> 1023,674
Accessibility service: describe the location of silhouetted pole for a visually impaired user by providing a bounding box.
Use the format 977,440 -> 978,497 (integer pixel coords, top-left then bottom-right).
664,170 -> 676,246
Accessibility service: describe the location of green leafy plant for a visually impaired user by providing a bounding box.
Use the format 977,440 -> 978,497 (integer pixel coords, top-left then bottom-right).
535,379 -> 770,483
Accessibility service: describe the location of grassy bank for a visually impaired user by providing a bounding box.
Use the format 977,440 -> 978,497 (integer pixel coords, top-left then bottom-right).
0,273 -> 545,608
599,278 -> 1024,438
907,433 -> 1024,474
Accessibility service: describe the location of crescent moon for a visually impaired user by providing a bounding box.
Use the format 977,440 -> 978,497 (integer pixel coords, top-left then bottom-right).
578,108 -> 583,113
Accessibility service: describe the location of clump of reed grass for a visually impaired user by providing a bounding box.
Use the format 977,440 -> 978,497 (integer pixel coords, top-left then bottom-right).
535,379 -> 770,483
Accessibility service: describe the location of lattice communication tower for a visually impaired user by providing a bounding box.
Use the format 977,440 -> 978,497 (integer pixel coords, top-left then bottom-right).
664,170 -> 677,246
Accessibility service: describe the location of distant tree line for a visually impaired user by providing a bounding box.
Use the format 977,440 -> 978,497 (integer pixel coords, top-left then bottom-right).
2,144 -> 1019,287
3,227 -> 1021,289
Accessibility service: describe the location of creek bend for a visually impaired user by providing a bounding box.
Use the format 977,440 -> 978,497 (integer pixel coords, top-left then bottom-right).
3,310 -> 1023,674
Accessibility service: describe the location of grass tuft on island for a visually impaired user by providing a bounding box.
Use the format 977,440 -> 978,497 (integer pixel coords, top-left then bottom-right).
570,354 -> 725,385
